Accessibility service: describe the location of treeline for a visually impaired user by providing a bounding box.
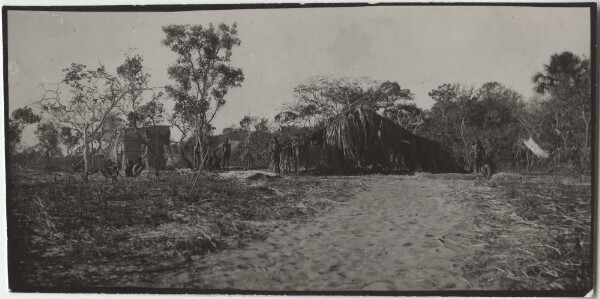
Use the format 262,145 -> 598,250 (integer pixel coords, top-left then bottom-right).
422,52 -> 591,173
8,23 -> 245,179
6,18 -> 591,176
276,52 -> 592,173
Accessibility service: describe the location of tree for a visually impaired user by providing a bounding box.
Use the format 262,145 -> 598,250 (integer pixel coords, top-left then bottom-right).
276,76 -> 416,129
238,115 -> 270,149
162,23 -> 244,170
422,82 -> 525,170
58,127 -> 81,156
35,122 -> 61,159
128,99 -> 165,127
39,55 -> 151,181
532,51 -> 591,171
115,53 -> 164,129
7,107 -> 41,153
473,82 -> 525,165
422,83 -> 476,164
240,115 -> 269,132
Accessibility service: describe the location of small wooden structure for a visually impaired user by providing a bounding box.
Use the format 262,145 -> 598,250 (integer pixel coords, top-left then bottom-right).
121,126 -> 171,171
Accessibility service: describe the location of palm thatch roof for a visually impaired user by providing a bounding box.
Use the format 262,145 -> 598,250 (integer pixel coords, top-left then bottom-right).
280,108 -> 460,174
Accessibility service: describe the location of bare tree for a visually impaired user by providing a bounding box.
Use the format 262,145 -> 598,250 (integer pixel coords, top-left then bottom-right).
39,55 -> 152,181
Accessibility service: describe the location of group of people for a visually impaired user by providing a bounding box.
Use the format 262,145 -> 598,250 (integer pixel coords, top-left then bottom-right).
204,137 -> 283,173
114,138 -> 493,178
471,139 -> 496,179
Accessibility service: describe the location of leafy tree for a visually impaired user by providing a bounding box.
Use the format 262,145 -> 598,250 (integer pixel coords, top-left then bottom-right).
7,107 -> 41,153
219,116 -> 273,168
39,55 -> 151,181
58,127 -> 81,156
35,122 -> 61,159
531,51 -> 591,171
422,82 -> 525,169
473,82 -> 525,165
162,23 -> 244,169
276,76 -> 417,130
221,125 -> 247,142
128,99 -> 165,127
238,115 -> 270,150
240,116 -> 269,133
116,54 -> 163,129
422,83 -> 477,164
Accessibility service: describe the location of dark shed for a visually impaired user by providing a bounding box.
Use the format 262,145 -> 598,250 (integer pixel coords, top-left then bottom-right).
122,126 -> 171,170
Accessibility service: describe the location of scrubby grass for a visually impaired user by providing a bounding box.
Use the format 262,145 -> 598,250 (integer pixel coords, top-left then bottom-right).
7,167 -> 360,289
451,173 -> 593,290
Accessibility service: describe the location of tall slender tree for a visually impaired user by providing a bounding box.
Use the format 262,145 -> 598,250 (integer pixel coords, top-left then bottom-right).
162,23 -> 244,170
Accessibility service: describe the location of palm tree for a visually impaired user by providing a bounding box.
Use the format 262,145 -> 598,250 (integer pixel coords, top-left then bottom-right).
532,51 -> 587,95
531,51 -> 591,171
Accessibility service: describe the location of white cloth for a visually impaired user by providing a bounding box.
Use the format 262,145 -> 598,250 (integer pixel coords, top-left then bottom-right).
522,136 -> 549,159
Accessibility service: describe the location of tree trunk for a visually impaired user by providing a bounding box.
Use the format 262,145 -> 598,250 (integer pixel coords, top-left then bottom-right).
178,145 -> 194,169
154,133 -> 160,176
581,109 -> 590,171
194,119 -> 212,171
83,128 -> 89,182
581,109 -> 589,149
193,135 -> 202,170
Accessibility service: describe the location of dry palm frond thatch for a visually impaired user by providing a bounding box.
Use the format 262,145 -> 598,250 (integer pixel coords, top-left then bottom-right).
280,108 -> 460,174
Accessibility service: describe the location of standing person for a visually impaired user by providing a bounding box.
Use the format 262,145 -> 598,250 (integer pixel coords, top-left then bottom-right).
211,149 -> 221,171
241,144 -> 253,170
271,137 -> 281,175
222,138 -> 231,170
472,139 -> 485,173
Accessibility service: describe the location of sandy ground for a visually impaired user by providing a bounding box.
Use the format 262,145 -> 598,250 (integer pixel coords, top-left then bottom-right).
150,174 -> 492,291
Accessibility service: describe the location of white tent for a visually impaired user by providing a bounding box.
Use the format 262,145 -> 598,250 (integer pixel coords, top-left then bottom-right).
522,136 -> 550,159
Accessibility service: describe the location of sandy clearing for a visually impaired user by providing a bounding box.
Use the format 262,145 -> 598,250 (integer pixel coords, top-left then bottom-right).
148,174 -> 492,291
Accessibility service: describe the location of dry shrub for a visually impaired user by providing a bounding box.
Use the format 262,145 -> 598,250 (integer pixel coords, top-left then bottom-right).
7,167 -> 360,287
456,174 -> 592,290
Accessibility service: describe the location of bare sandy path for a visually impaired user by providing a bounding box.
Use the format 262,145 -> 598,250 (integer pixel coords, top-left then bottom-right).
156,175 -> 481,291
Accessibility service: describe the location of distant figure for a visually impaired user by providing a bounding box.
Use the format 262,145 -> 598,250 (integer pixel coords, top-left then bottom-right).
241,145 -> 254,170
481,152 -> 496,179
271,137 -> 281,175
211,149 -> 221,171
222,139 -> 231,169
472,139 -> 485,173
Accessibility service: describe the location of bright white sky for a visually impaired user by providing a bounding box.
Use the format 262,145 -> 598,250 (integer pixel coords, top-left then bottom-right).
6,6 -> 591,145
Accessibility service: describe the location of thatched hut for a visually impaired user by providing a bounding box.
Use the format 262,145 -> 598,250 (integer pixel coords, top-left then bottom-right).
279,108 -> 460,174
121,126 -> 171,170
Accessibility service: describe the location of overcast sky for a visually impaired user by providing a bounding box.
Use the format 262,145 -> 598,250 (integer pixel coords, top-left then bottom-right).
6,6 -> 591,145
